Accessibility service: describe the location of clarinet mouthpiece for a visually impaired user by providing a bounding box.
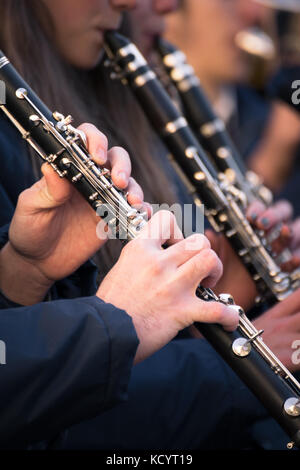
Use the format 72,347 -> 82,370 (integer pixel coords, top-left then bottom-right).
155,37 -> 177,57
104,30 -> 130,56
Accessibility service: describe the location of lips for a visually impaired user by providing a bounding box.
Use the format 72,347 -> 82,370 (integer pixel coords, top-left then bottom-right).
93,17 -> 121,34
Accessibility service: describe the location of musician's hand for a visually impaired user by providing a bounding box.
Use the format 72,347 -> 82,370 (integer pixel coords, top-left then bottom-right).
205,230 -> 257,311
97,211 -> 240,363
246,199 -> 292,233
0,124 -> 148,305
288,218 -> 300,259
254,289 -> 300,371
246,199 -> 300,272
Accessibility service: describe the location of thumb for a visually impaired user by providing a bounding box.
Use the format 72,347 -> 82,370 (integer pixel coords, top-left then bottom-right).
37,163 -> 73,208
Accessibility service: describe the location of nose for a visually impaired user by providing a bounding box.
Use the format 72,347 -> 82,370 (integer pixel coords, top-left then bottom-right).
153,0 -> 179,14
109,0 -> 137,10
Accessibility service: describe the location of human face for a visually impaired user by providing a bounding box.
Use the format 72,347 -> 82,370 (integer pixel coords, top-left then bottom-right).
41,0 -> 137,69
165,0 -> 271,86
129,0 -> 179,58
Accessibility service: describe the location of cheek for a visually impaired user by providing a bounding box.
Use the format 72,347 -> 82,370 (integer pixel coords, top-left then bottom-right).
45,0 -> 82,31
46,0 -> 97,41
42,0 -> 104,68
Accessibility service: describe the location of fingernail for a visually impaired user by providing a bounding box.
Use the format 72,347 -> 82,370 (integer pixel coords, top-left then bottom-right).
96,148 -> 106,162
281,225 -> 291,238
260,217 -> 269,228
293,256 -> 300,268
118,172 -> 128,184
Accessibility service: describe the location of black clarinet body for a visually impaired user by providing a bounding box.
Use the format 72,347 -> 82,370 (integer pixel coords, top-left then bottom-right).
155,37 -> 273,206
1,48 -> 300,448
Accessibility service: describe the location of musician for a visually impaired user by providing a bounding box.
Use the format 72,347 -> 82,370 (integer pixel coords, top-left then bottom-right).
0,0 -> 297,450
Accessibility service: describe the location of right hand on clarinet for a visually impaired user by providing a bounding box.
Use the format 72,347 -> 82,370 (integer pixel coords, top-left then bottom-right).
97,211 -> 239,363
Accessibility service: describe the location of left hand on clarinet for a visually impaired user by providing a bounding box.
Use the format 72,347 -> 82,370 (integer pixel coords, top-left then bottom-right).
0,123 -> 150,305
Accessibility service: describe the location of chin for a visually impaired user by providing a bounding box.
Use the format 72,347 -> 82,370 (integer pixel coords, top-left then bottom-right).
71,50 -> 104,70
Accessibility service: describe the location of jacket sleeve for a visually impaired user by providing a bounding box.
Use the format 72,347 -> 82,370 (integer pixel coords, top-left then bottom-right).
0,296 -> 139,447
0,221 -> 99,308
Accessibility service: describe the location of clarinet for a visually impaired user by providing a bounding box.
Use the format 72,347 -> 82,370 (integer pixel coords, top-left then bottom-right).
1,50 -> 300,449
103,31 -> 297,306
155,37 -> 272,206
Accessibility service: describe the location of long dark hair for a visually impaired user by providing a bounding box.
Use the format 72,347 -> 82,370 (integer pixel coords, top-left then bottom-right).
0,0 -> 178,278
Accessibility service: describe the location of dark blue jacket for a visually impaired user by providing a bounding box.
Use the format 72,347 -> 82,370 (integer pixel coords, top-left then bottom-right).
0,290 -> 138,448
0,222 -> 139,448
0,116 -> 35,226
227,85 -> 271,162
